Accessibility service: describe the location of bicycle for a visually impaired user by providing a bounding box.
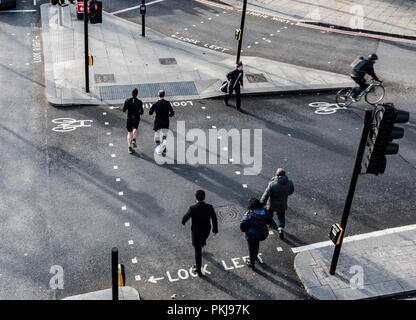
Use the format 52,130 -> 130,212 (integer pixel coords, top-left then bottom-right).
335,79 -> 385,107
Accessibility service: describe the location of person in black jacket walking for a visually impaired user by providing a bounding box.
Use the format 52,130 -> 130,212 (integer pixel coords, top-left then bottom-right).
240,198 -> 277,269
182,189 -> 218,276
224,61 -> 244,110
260,168 -> 294,239
123,88 -> 144,154
149,90 -> 175,157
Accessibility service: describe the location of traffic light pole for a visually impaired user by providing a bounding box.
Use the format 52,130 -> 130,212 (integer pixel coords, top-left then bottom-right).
84,0 -> 89,93
236,0 -> 247,64
142,0 -> 145,37
329,109 -> 373,275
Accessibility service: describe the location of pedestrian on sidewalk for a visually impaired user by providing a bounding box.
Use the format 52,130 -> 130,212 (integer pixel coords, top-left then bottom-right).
260,168 -> 294,239
182,189 -> 218,277
123,88 -> 144,154
224,61 -> 244,111
240,198 -> 277,269
149,90 -> 175,157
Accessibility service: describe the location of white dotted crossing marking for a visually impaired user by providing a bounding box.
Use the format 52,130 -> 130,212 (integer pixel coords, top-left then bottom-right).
242,184 -> 248,188
192,24 -> 196,27
105,122 -> 109,125
111,154 -> 116,158
135,275 -> 141,281
223,147 -> 228,150
269,230 -> 274,235
118,192 -> 124,196
288,134 -> 292,136
128,240 -> 134,245
247,45 -> 251,48
106,132 -> 111,135
116,178 -> 121,182
200,21 -> 204,23
122,206 -> 127,211
103,112 -> 107,115
124,222 -> 130,227
114,166 -> 118,169
132,257 -> 138,264
26,62 -> 30,65
109,143 -> 114,146
277,247 -> 283,252
211,125 -> 216,129
235,171 -> 241,175
255,41 -> 259,44
184,27 -> 188,30
201,106 -> 206,109
208,17 -> 212,20
206,116 -> 211,119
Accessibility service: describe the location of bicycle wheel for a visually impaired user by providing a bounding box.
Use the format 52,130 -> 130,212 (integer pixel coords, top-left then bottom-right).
335,88 -> 354,107
365,84 -> 385,105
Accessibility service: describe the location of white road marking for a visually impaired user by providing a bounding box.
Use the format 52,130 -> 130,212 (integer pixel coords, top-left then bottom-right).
211,126 -> 216,129
106,132 -> 111,135
200,21 -> 204,23
229,158 -> 234,162
292,224 -> 416,253
192,24 -> 196,27
288,134 -> 292,136
114,166 -> 118,169
125,222 -> 130,227
242,184 -> 247,188
105,122 -> 109,125
135,275 -> 141,281
235,171 -> 241,175
109,143 -> 113,146
116,178 -> 121,182
118,192 -> 124,196
201,106 -> 206,109
111,154 -> 116,158
277,247 -> 283,252
184,28 -> 188,30
0,10 -> 36,13
132,257 -> 138,264
206,116 -> 211,119
223,147 -> 228,150
128,240 -> 134,245
247,46 -> 251,48
111,0 -> 166,15
217,136 -> 222,140
269,230 -> 274,235
122,206 -> 126,211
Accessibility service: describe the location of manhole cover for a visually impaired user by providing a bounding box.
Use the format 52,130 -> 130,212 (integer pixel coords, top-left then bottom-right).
95,74 -> 116,84
246,73 -> 268,83
215,205 -> 242,224
159,58 -> 177,65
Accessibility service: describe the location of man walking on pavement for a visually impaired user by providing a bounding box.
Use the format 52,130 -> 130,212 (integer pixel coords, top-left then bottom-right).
224,61 -> 244,111
149,90 -> 175,157
123,88 -> 144,154
260,168 -> 294,239
182,189 -> 218,277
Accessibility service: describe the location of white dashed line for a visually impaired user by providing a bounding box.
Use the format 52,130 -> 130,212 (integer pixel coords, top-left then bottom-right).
211,125 -> 216,129
277,247 -> 283,252
116,178 -> 121,182
192,24 -> 196,27
106,132 -> 111,135
206,116 -> 211,119
135,275 -> 141,281
128,240 -> 134,245
125,222 -> 130,227
132,257 -> 138,264
109,143 -> 114,146
235,171 -> 241,175
288,134 -> 292,137
201,106 -> 206,109
105,122 -> 109,125
122,206 -> 127,211
247,46 -> 251,48
103,112 -> 107,115
242,184 -> 248,188
111,154 -> 116,158
223,147 -> 228,150
118,192 -> 124,196
114,166 -> 118,169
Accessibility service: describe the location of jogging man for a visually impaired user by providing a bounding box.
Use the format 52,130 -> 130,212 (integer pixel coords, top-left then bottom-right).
123,88 -> 144,154
350,54 -> 381,101
149,90 -> 174,157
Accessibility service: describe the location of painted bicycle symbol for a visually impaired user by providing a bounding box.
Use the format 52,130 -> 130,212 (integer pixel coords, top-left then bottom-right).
309,102 -> 348,115
52,118 -> 93,132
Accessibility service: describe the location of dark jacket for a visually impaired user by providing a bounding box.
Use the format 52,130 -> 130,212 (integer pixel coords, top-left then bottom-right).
182,202 -> 218,247
123,97 -> 144,121
260,175 -> 294,212
351,59 -> 379,80
149,99 -> 174,129
227,69 -> 244,90
240,208 -> 277,242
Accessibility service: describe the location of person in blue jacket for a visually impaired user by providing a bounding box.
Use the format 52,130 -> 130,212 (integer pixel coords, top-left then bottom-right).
240,198 -> 277,269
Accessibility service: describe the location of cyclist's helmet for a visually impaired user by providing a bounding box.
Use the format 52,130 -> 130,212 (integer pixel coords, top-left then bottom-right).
368,54 -> 378,61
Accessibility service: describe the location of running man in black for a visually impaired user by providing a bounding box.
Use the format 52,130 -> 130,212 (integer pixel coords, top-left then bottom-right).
149,90 -> 174,157
123,88 -> 144,154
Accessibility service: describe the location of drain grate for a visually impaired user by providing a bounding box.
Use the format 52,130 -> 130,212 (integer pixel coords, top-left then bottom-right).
246,73 -> 268,83
99,81 -> 198,100
215,205 -> 242,224
94,74 -> 116,84
159,58 -> 177,65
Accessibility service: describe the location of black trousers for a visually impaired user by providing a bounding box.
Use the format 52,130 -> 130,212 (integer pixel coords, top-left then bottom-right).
194,245 -> 203,272
247,239 -> 260,264
224,86 -> 241,108
352,77 -> 368,98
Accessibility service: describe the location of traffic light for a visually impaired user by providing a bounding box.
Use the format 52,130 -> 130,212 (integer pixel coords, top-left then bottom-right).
235,29 -> 242,41
365,103 -> 409,175
89,1 -> 102,24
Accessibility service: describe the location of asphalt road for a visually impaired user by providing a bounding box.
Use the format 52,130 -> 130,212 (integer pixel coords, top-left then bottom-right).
0,0 -> 415,301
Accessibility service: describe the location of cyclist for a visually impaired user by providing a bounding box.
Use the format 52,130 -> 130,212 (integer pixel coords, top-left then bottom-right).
350,54 -> 381,102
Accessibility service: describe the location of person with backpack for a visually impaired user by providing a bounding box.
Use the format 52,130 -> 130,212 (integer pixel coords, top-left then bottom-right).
240,198 -> 277,269
350,53 -> 381,102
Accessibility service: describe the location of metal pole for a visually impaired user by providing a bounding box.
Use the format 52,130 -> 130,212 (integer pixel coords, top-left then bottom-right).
142,0 -> 145,37
112,247 -> 118,300
58,0 -> 63,27
236,0 -> 247,64
329,109 -> 373,275
84,0 -> 89,92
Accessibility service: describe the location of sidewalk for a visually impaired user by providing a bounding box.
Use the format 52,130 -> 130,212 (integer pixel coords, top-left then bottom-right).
222,0 -> 416,38
40,3 -> 353,106
294,225 -> 416,300
63,286 -> 140,300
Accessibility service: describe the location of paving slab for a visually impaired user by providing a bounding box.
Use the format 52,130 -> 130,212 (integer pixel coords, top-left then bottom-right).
40,3 -> 353,106
63,286 -> 140,300
294,226 -> 416,300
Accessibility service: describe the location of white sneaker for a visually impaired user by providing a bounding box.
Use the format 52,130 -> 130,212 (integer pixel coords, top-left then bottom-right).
155,143 -> 166,155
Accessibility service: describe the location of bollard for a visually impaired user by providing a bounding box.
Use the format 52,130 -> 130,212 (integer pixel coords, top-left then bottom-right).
112,247 -> 118,300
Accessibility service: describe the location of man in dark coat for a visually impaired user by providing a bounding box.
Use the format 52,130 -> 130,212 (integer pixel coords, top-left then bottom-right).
260,168 -> 294,239
123,88 -> 144,154
224,61 -> 244,110
350,53 -> 380,101
182,189 -> 218,276
149,90 -> 175,156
